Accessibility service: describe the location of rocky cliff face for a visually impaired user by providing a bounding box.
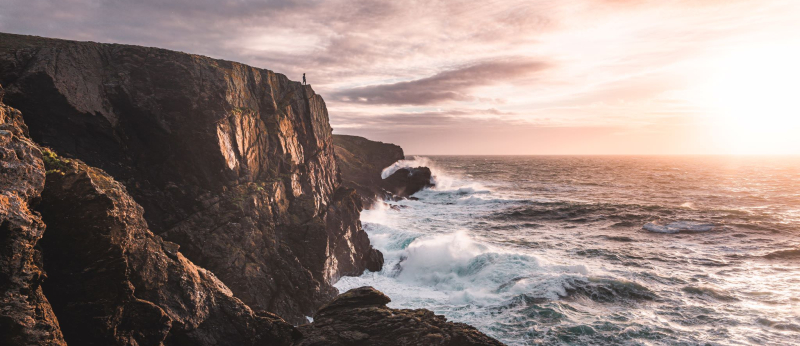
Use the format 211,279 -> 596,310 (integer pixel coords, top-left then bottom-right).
0,32 -> 380,323
333,135 -> 404,206
38,152 -> 298,346
0,85 -> 66,346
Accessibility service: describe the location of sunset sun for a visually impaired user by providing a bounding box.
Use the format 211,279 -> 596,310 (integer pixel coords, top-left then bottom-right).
703,44 -> 800,154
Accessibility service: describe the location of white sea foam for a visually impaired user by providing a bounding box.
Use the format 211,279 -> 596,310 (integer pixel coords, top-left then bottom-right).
336,208 -> 592,326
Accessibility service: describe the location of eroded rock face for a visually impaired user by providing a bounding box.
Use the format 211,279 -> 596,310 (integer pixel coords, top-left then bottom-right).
333,135 -> 404,206
0,32 -> 380,323
381,167 -> 434,198
37,154 -> 298,346
0,86 -> 66,346
295,287 -> 505,346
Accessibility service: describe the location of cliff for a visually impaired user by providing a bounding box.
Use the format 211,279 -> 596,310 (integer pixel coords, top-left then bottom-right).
0,32 -> 380,324
0,32 -> 503,346
38,152 -> 298,345
332,134 -> 404,205
0,85 -> 66,346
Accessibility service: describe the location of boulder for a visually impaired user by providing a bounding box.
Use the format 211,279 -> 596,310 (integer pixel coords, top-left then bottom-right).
295,287 -> 505,346
381,167 -> 434,198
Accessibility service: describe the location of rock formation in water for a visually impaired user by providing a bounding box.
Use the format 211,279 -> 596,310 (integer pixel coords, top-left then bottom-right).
295,287 -> 505,346
0,85 -> 66,346
332,134 -> 404,205
333,135 -> 435,202
381,167 -> 434,198
0,32 -> 380,323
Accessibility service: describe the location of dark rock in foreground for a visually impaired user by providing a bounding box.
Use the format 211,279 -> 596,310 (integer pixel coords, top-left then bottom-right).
295,286 -> 505,346
381,167 -> 434,198
37,153 -> 298,346
333,134 -> 404,206
0,86 -> 66,345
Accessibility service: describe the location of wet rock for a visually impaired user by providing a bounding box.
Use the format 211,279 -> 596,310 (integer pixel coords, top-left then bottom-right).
0,87 -> 66,346
295,286 -> 505,346
0,32 -> 381,323
381,167 -> 434,198
333,135 -> 404,206
37,154 -> 298,346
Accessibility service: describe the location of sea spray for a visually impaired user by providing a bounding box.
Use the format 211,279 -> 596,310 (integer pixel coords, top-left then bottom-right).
381,155 -> 489,192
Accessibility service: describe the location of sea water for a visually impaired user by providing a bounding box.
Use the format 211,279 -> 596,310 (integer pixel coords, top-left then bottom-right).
335,156 -> 800,345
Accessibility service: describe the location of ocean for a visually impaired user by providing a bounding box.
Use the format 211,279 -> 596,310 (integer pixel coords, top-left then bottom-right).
335,155 -> 800,345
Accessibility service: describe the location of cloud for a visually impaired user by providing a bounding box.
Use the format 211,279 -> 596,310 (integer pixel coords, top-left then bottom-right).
330,107 -> 526,129
331,60 -> 549,105
1,0 -> 798,153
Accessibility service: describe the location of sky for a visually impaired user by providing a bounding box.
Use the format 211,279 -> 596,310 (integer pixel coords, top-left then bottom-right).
1,0 -> 799,155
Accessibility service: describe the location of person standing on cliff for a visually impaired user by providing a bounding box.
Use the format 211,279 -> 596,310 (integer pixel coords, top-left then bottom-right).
303,73 -> 306,85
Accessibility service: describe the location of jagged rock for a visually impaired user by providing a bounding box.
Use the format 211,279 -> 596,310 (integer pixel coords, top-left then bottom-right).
333,135 -> 404,206
325,187 -> 384,274
295,287 -> 505,346
381,167 -> 434,198
37,153 -> 298,346
0,32 -> 381,323
0,86 -> 66,346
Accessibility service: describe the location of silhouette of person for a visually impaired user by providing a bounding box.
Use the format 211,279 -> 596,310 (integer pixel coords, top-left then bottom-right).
303,73 -> 306,85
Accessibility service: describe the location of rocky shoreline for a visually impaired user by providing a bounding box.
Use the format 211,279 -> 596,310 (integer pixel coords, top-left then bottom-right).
0,32 -> 502,345
334,134 -> 434,206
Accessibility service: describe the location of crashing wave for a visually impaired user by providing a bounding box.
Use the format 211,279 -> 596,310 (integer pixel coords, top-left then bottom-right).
381,156 -> 490,193
381,156 -> 437,180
